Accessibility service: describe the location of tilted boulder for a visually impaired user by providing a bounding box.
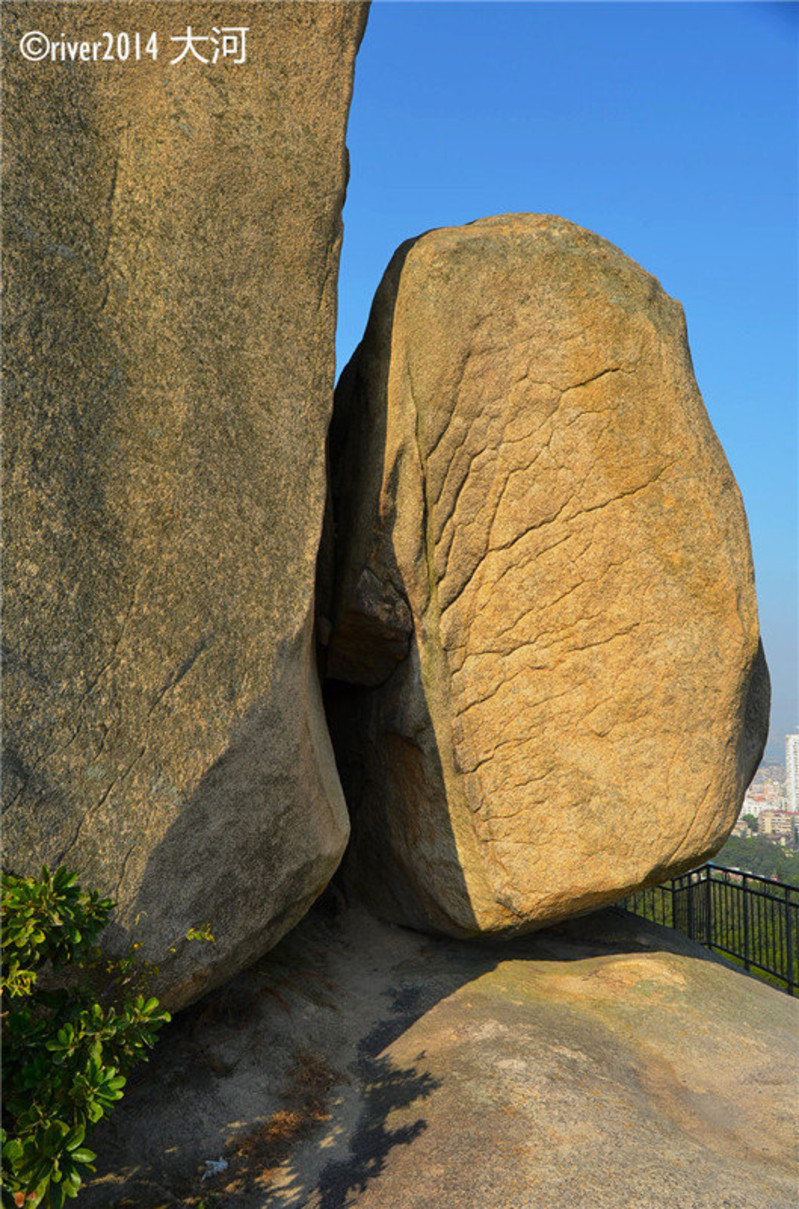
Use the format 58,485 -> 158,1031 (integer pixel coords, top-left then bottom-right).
322,214 -> 769,937
3,1 -> 367,1007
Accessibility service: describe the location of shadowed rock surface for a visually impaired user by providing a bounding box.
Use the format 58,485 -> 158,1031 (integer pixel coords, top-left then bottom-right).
322,214 -> 769,938
81,900 -> 798,1209
3,0 -> 367,1007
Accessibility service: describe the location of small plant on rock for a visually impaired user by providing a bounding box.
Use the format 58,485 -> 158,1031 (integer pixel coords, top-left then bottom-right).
1,866 -> 171,1208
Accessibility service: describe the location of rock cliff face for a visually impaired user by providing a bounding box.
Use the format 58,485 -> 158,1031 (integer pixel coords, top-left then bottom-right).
323,214 -> 769,937
4,4 -> 770,1004
3,0 -> 367,1007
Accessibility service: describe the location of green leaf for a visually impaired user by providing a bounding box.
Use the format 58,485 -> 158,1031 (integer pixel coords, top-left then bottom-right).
67,1148 -> 96,1166
63,1127 -> 85,1153
2,1136 -> 24,1162
62,1172 -> 83,1199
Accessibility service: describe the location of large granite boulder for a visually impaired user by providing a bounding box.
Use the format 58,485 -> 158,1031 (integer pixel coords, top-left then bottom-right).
322,214 -> 769,937
3,0 -> 367,1007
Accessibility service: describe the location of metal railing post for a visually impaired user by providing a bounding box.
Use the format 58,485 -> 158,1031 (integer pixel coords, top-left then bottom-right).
786,886 -> 794,996
704,867 -> 712,948
742,873 -> 750,972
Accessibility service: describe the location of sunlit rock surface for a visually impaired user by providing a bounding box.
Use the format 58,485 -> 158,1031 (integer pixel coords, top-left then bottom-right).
322,214 -> 769,936
81,902 -> 798,1209
3,1 -> 367,1008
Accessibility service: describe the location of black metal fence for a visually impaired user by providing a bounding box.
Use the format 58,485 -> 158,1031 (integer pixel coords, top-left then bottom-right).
622,863 -> 799,995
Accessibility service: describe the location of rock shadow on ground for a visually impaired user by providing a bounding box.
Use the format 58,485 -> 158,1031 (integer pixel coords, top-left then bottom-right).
82,897 -> 798,1209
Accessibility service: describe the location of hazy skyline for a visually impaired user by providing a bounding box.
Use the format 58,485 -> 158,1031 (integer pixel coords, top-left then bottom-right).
336,1 -> 798,759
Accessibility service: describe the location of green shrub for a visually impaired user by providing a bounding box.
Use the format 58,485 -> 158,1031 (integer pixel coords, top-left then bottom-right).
1,866 -> 171,1208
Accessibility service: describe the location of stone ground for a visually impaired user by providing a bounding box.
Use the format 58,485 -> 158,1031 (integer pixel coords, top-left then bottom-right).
83,894 -> 798,1209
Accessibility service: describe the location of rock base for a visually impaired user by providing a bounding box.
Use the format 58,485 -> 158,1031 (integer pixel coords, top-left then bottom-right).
83,899 -> 798,1209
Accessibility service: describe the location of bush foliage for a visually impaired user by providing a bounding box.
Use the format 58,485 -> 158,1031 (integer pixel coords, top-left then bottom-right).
715,835 -> 799,883
1,866 -> 171,1208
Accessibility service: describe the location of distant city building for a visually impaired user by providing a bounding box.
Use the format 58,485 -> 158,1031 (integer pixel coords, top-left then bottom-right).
759,809 -> 798,841
787,733 -> 799,813
741,760 -> 787,817
741,789 -> 770,818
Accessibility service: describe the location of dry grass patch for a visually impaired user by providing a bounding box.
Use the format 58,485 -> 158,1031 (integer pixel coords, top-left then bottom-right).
218,1051 -> 340,1196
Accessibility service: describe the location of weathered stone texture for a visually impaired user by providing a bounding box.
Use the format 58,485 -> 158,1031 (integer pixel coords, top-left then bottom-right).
324,214 -> 769,937
80,905 -> 799,1209
3,1 -> 367,1006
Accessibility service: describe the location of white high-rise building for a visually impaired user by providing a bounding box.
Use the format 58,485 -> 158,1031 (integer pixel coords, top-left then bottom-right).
786,733 -> 799,813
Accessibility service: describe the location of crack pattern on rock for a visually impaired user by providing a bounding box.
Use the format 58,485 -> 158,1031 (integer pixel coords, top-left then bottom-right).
326,213 -> 768,940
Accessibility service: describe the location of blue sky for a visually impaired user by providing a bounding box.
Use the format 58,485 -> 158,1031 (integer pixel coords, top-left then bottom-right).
336,0 -> 798,762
